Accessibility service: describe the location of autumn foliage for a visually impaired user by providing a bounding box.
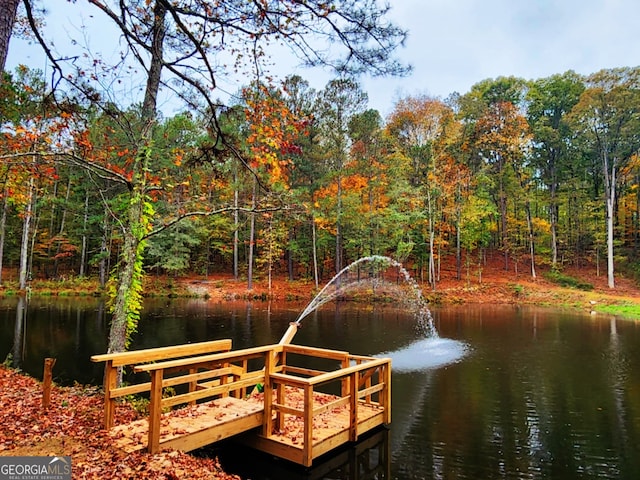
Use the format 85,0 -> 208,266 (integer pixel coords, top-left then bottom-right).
0,366 -> 239,479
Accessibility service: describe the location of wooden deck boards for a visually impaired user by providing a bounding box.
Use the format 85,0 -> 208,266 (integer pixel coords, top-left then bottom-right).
110,396 -> 263,453
110,389 -> 385,463
241,397 -> 384,465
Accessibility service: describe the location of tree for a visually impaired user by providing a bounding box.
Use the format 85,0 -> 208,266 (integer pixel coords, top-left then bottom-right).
317,78 -> 368,274
569,67 -> 640,288
460,77 -> 530,272
19,0 -> 409,355
279,75 -> 320,284
347,109 -> 389,257
386,95 -> 459,288
527,71 -> 585,268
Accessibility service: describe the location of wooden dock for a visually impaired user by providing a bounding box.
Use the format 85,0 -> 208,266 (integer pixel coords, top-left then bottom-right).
91,339 -> 391,467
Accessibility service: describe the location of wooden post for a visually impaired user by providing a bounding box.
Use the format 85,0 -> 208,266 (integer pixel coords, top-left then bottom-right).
349,371 -> 358,442
188,367 -> 197,405
303,384 -> 314,467
341,357 -> 350,397
103,360 -> 118,429
275,382 -> 285,432
262,349 -> 274,437
383,362 -> 392,425
147,369 -> 163,454
42,358 -> 56,410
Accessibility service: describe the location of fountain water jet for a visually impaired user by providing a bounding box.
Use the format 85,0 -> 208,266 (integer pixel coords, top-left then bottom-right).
279,255 -> 437,344
279,255 -> 469,371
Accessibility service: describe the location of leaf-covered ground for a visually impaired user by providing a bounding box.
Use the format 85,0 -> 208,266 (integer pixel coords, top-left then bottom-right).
0,366 -> 240,479
180,252 -> 640,314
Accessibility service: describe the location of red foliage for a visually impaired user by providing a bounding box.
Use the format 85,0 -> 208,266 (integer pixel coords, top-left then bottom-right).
0,366 -> 240,479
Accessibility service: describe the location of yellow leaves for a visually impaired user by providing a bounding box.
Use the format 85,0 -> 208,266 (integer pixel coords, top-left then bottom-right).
243,85 -> 307,187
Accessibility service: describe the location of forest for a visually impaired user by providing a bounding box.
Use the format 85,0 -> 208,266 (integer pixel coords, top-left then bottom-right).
1,2 -> 640,353
3,67 -> 640,290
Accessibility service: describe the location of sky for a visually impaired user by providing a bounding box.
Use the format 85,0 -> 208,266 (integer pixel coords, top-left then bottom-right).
358,0 -> 640,115
7,0 -> 640,118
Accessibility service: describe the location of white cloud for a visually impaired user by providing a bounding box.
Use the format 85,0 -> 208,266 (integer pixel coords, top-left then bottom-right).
363,0 -> 640,115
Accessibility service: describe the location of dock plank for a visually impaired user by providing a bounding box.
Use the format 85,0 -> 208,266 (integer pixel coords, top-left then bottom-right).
110,396 -> 263,453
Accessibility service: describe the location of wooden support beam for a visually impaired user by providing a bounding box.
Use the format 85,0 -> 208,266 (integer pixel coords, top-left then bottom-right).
303,384 -> 314,467
103,360 -> 117,429
147,369 -> 163,454
42,358 -> 56,411
349,372 -> 358,442
262,345 -> 274,437
275,383 -> 285,432
383,363 -> 392,425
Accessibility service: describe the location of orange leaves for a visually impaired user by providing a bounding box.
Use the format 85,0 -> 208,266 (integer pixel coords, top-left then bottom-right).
474,101 -> 531,163
0,365 -> 241,479
243,85 -> 307,187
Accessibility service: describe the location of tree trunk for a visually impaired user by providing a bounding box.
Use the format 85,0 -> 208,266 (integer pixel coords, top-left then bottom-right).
267,217 -> 273,292
0,190 -> 8,285
426,189 -> 436,290
99,214 -> 109,288
53,177 -> 72,277
456,224 -> 462,280
500,191 -> 508,271
79,192 -> 89,277
233,183 -> 239,280
605,157 -> 616,289
19,178 -> 35,290
549,182 -> 559,268
335,170 -> 343,275
526,203 -> 537,279
287,230 -> 294,281
312,213 -> 319,289
107,205 -> 140,353
0,0 -> 19,72
107,0 -> 166,356
247,181 -> 257,291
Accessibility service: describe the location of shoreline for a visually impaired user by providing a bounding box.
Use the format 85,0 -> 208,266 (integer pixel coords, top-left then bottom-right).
3,269 -> 639,318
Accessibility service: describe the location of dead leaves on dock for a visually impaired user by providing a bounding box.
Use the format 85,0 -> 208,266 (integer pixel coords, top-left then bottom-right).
248,386 -> 352,443
0,366 -> 240,479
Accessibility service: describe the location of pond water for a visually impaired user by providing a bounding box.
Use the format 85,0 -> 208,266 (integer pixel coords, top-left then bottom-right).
2,297 -> 640,480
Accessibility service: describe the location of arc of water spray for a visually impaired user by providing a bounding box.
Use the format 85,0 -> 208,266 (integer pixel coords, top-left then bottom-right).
279,255 -> 437,345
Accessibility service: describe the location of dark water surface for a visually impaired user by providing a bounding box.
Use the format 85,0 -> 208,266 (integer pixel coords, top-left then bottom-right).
2,297 -> 640,480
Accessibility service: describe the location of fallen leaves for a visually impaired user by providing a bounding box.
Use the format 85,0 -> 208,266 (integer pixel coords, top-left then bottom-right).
0,366 -> 240,479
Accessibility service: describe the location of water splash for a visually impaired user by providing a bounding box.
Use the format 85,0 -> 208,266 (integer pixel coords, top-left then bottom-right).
378,337 -> 469,372
283,255 -> 469,371
294,255 -> 437,338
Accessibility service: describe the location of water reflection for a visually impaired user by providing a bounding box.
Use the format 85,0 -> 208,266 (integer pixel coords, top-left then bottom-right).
2,299 -> 640,479
211,429 -> 391,480
11,296 -> 27,368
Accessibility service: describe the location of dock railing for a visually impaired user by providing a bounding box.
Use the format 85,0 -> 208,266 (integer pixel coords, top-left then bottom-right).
92,341 -> 391,463
90,339 -> 233,429
264,344 -> 392,466
132,344 -> 279,453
